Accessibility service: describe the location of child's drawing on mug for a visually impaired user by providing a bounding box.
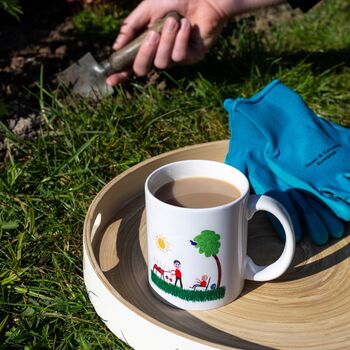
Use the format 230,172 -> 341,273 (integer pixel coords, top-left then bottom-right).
155,233 -> 170,253
150,230 -> 226,302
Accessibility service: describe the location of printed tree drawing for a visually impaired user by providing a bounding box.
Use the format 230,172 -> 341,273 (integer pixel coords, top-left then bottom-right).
191,230 -> 222,288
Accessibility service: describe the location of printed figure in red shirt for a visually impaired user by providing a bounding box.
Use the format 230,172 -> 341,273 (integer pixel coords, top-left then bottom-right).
172,260 -> 183,289
191,274 -> 209,291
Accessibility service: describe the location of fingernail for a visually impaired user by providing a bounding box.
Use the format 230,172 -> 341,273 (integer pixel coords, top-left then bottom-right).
113,40 -> 120,50
145,31 -> 159,45
180,18 -> 190,31
164,17 -> 178,33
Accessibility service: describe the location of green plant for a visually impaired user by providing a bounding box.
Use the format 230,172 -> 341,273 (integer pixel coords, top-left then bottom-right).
0,100 -> 9,118
0,0 -> 22,19
72,3 -> 126,41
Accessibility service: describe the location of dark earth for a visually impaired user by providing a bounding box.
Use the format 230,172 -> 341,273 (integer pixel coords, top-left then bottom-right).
0,0 -> 119,161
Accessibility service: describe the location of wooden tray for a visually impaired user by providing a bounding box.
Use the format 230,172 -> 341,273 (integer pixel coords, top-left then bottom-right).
83,140 -> 350,350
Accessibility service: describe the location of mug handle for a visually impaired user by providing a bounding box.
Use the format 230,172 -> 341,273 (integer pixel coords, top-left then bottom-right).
244,195 -> 296,281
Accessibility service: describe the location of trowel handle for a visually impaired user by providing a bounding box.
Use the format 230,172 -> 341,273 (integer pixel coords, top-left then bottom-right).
104,12 -> 182,75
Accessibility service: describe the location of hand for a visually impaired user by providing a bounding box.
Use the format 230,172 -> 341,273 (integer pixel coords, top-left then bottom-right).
106,0 -> 234,86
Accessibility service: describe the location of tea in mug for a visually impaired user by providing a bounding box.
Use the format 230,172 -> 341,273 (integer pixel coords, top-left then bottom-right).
154,176 -> 241,208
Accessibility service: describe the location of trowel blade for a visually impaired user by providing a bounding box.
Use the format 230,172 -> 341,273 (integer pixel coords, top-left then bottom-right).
57,52 -> 113,99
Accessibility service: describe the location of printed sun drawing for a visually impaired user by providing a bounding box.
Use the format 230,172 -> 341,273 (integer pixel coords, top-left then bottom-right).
155,234 -> 170,252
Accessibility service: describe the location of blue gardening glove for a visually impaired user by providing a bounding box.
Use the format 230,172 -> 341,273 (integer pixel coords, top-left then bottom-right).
251,166 -> 344,244
228,80 -> 350,221
224,85 -> 345,245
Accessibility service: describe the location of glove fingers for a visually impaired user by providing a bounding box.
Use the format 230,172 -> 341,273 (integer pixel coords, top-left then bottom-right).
323,174 -> 350,201
320,181 -> 350,221
288,190 -> 329,245
264,190 -> 302,243
305,196 -> 345,239
247,168 -> 302,242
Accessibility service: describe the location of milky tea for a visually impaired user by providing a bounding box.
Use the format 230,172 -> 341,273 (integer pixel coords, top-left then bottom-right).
154,176 -> 241,208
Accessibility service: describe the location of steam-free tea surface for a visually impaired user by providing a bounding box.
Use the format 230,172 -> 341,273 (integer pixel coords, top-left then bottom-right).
84,140 -> 350,350
154,177 -> 241,208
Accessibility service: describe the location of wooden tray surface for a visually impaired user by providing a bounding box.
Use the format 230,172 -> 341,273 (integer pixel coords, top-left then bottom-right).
85,140 -> 350,350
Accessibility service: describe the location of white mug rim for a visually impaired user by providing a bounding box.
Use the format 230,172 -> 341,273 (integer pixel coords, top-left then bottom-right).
145,160 -> 250,212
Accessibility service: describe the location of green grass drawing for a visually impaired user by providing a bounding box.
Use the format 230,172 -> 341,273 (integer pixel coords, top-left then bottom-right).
151,271 -> 225,302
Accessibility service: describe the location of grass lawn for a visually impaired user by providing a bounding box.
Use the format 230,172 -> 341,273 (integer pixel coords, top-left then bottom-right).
1,1 -> 349,349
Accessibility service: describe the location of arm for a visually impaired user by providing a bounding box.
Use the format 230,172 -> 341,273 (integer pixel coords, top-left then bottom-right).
106,0 -> 290,86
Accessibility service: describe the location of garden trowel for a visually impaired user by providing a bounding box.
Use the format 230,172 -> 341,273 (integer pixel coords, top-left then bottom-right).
57,12 -> 181,100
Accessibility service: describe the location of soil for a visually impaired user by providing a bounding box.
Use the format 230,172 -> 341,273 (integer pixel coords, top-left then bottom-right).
0,0 -> 296,162
0,0 -> 116,161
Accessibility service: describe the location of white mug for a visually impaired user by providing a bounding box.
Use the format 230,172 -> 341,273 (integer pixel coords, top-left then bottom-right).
144,160 -> 295,310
